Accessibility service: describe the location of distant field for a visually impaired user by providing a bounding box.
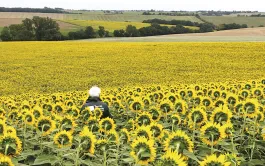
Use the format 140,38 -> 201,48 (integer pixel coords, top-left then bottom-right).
201,16 -> 265,27
62,20 -> 154,32
0,12 -> 203,22
81,27 -> 265,42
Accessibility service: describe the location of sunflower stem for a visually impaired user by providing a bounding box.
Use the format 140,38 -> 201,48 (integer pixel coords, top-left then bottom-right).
4,144 -> 9,156
192,115 -> 197,142
75,139 -> 81,166
103,148 -> 107,166
250,117 -> 257,161
211,134 -> 214,154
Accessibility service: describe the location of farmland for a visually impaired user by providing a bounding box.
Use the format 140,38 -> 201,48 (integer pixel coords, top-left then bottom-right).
0,12 -> 203,22
0,42 -> 265,165
201,16 -> 265,27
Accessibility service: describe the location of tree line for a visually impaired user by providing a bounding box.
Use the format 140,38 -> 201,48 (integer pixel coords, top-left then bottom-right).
0,7 -> 69,13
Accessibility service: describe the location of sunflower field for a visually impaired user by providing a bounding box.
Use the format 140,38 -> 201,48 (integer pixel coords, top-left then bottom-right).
1,79 -> 265,166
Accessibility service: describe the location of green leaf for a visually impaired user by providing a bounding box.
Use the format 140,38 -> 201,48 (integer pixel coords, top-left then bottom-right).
183,149 -> 199,162
33,155 -> 58,165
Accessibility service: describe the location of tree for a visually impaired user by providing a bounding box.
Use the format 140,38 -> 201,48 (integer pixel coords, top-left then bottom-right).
98,26 -> 106,37
199,23 -> 214,32
114,29 -> 126,37
32,16 -> 61,40
85,26 -> 96,38
125,25 -> 140,37
0,27 -> 11,41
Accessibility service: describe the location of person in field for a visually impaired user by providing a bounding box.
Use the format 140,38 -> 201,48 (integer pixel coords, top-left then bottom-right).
81,86 -> 112,119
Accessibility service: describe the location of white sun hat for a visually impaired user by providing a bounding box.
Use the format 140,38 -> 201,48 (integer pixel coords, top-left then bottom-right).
89,86 -> 101,97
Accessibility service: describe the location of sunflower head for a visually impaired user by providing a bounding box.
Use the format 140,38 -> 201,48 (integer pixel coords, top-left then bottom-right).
23,111 -> 35,126
149,107 -> 161,122
135,125 -> 152,140
107,130 -> 119,144
120,128 -> 130,143
188,107 -> 207,126
80,107 -> 92,121
32,106 -> 43,119
200,154 -> 231,166
54,130 -> 73,148
149,122 -> 163,139
174,100 -> 187,115
161,149 -> 187,166
99,117 -> 116,133
130,137 -> 156,165
60,115 -> 76,133
130,99 -> 143,112
6,126 -> 16,135
87,117 -> 99,132
164,130 -> 194,154
0,119 -> 7,136
79,126 -> 96,154
0,133 -> 22,156
0,154 -> 14,166
36,116 -> 56,136
93,107 -> 103,119
200,122 -> 225,146
170,114 -> 181,126
210,106 -> 232,124
136,112 -> 153,127
243,99 -> 259,118
160,100 -> 173,114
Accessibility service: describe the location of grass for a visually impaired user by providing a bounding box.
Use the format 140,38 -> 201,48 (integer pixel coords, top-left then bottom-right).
0,27 -> 3,33
0,42 -> 264,95
201,16 -> 265,27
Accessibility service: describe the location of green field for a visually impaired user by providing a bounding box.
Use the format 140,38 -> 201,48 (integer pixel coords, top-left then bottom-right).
0,12 -> 203,22
201,16 -> 265,27
0,27 -> 3,33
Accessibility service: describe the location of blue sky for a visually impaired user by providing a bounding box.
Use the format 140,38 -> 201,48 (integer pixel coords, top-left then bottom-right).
2,0 -> 264,11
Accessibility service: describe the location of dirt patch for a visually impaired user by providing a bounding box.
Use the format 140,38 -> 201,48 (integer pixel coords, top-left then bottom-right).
56,20 -> 80,29
167,27 -> 265,37
0,18 -> 24,26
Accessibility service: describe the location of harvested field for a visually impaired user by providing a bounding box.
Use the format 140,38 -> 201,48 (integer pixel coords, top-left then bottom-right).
0,18 -> 24,26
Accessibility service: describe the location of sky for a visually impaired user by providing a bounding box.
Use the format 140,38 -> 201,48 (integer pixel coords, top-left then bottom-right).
2,0 -> 264,11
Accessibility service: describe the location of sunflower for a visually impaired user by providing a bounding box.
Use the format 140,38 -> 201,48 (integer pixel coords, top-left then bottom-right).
130,137 -> 156,165
96,139 -> 109,151
107,130 -> 119,144
0,119 -> 7,136
226,94 -> 237,106
0,154 -> 14,166
120,128 -> 130,143
201,97 -> 212,108
225,153 -> 241,166
243,99 -> 259,118
262,127 -> 265,140
164,130 -> 194,153
221,123 -> 233,138
60,115 -> 76,133
160,100 -> 174,114
7,110 -> 20,122
188,107 -> 208,127
54,130 -> 73,148
53,103 -> 64,114
65,106 -> 80,118
0,133 -> 22,156
79,107 -> 93,122
36,116 -> 56,136
252,88 -> 262,97
134,125 -> 152,140
130,98 -> 143,112
32,106 -> 43,119
87,117 -> 99,132
0,108 -> 6,116
126,119 -> 135,131
161,149 -> 187,166
23,111 -> 35,126
171,114 -> 181,126
200,122 -> 225,146
210,106 -> 232,124
136,112 -> 153,127
149,122 -> 163,139
93,107 -> 103,119
79,126 -> 96,154
99,117 -> 116,133
174,100 -> 187,115
240,90 -> 249,99
6,126 -> 16,135
200,154 -> 231,166
149,107 -> 161,122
